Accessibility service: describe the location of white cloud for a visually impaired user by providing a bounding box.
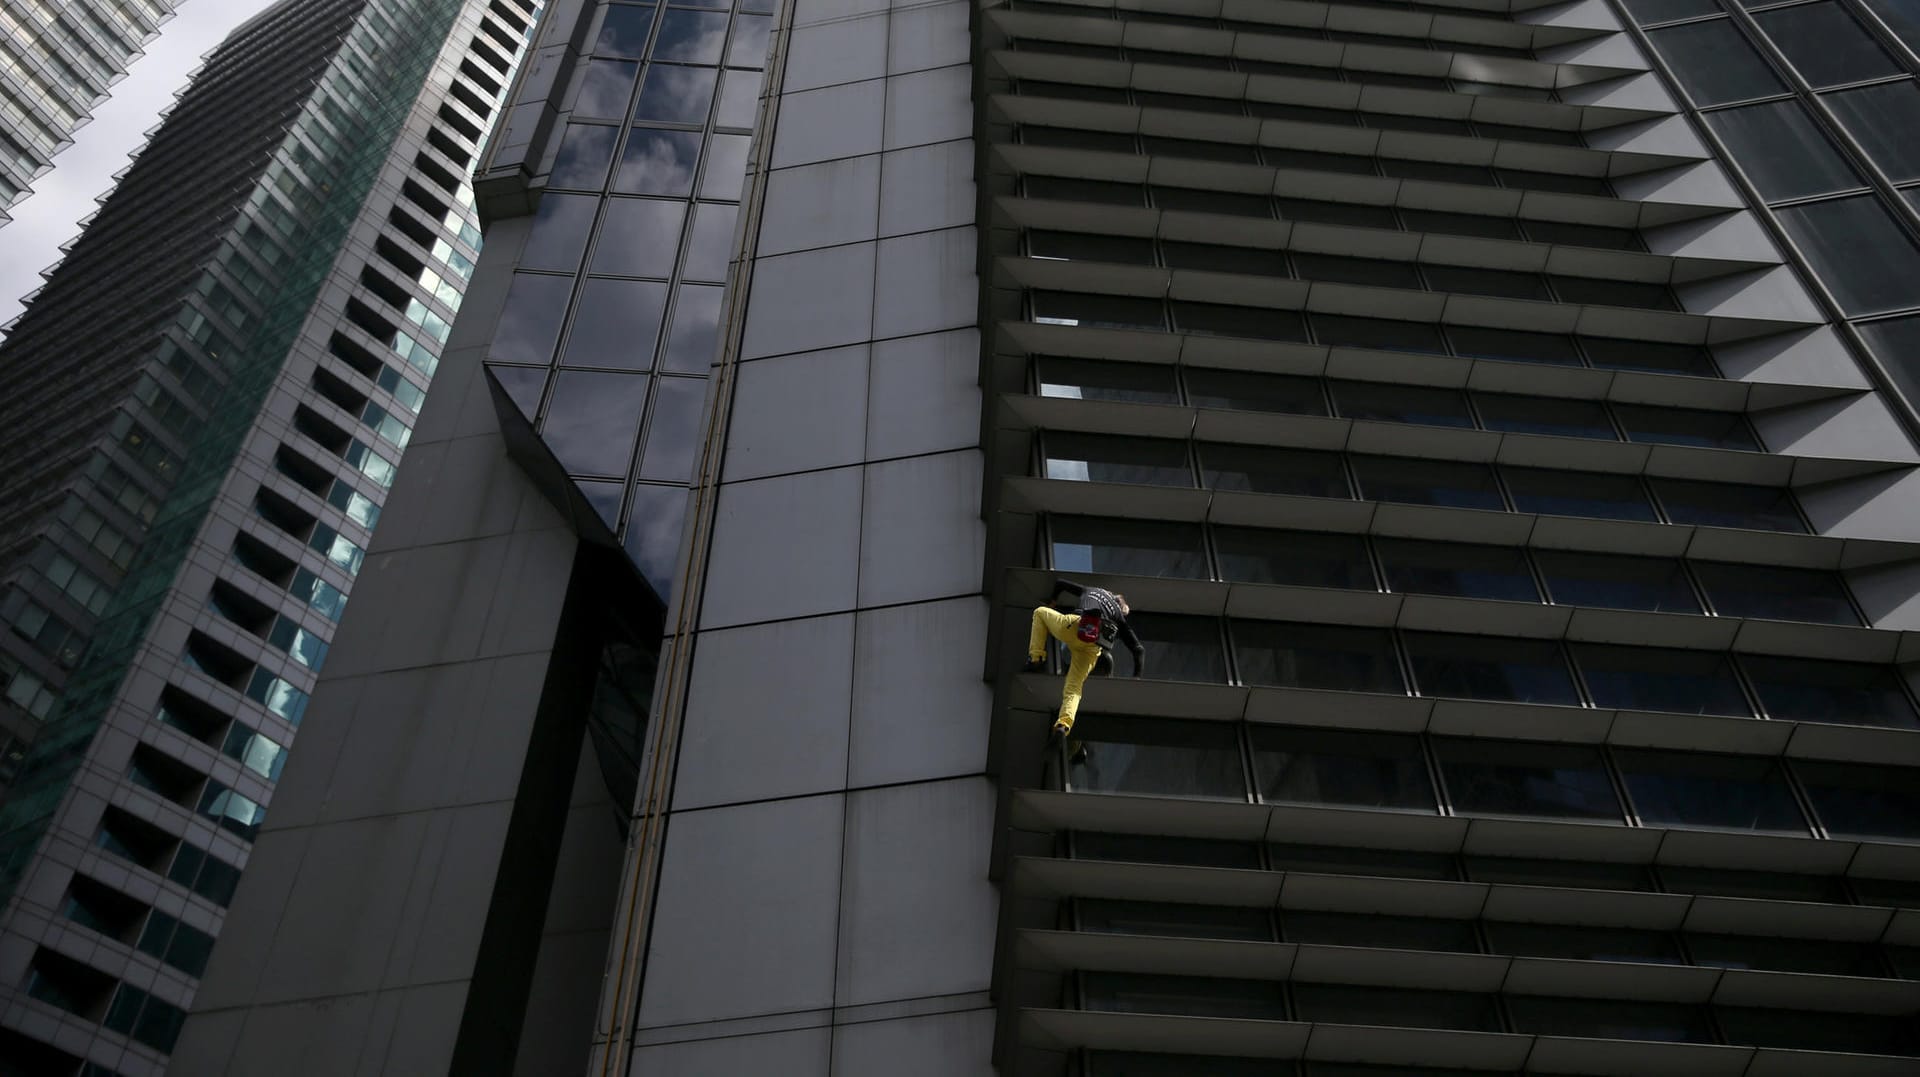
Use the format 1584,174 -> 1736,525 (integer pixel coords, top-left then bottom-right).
0,0 -> 283,337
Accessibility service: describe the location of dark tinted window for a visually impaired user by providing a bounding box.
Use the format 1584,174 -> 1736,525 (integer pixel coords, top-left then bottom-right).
1350,456 -> 1504,511
1076,832 -> 1263,869
1616,404 -> 1758,450
1509,996 -> 1713,1042
1145,135 -> 1260,163
1522,219 -> 1644,250
1375,539 -> 1538,601
1621,0 -> 1720,23
1312,315 -> 1447,354
1024,175 -> 1145,205
1251,727 -> 1433,809
1271,844 -> 1457,880
1505,467 -> 1656,521
1044,432 -> 1192,486
1535,550 -> 1700,614
1423,264 -> 1551,300
1285,911 -> 1477,951
1475,394 -> 1615,439
1581,337 -> 1716,376
1023,125 -> 1136,153
1406,635 -> 1581,706
1447,326 -> 1582,366
1068,716 -> 1247,798
1153,187 -> 1273,217
1550,275 -> 1680,310
1694,561 -> 1858,625
1658,865 -> 1846,902
1572,644 -> 1751,716
1132,614 -> 1229,682
1185,369 -> 1326,414
1687,932 -> 1882,975
1715,1007 -> 1915,1055
1234,622 -> 1405,693
1652,478 -> 1803,532
1082,973 -> 1287,1020
1201,443 -> 1350,497
1293,254 -> 1424,289
1087,1053 -> 1277,1077
1437,737 -> 1619,819
1028,230 -> 1156,264
1485,921 -> 1681,963
1465,856 -> 1653,891
1498,168 -> 1610,196
1079,900 -> 1274,941
1175,301 -> 1309,341
592,197 -> 687,276
1032,290 -> 1164,329
1265,148 -> 1379,175
1214,528 -> 1373,588
1050,516 -> 1207,578
1019,79 -> 1130,103
1036,357 -> 1180,403
1292,984 -> 1498,1032
1616,749 -> 1804,832
1647,20 -> 1786,106
1401,209 -> 1522,240
1744,655 -> 1919,728
1163,241 -> 1291,277
1795,759 -> 1920,840
1332,381 -> 1473,427
1382,158 -> 1496,186
1280,198 -> 1401,229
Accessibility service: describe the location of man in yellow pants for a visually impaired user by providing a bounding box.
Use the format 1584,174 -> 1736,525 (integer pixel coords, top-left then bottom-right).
1026,578 -> 1145,740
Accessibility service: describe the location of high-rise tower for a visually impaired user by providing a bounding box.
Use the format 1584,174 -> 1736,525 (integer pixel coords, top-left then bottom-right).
179,0 -> 1920,1073
0,0 -> 181,226
0,0 -> 536,1073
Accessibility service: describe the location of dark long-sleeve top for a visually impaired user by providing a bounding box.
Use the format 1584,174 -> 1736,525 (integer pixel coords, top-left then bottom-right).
1053,579 -> 1144,663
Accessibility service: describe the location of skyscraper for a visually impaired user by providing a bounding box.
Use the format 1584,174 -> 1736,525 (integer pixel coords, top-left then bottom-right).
180,0 -> 1920,1073
0,0 -> 535,1073
0,0 -> 181,226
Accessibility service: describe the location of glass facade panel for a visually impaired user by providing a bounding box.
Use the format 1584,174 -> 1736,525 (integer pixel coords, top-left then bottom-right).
1572,644 -> 1752,716
682,202 -> 736,280
615,129 -> 703,195
1234,621 -> 1404,694
1744,655 -> 1919,727
1037,357 -> 1179,403
596,5 -> 658,57
1616,748 -> 1804,831
560,278 -> 668,370
1754,2 -> 1901,87
521,194 -> 599,272
1436,737 -> 1620,819
1581,337 -> 1717,376
1535,550 -> 1700,614
1705,99 -> 1863,201
1250,727 -> 1433,809
1406,634 -> 1582,706
1200,443 -> 1350,497
1349,456 -> 1504,511
1312,314 -> 1446,354
590,198 -> 686,277
1045,433 -> 1192,486
661,284 -> 724,371
1776,195 -> 1920,316
1505,467 -> 1656,522
1292,984 -> 1498,1032
489,274 -> 575,365
1795,759 -> 1920,840
552,124 -> 618,189
1082,974 -> 1288,1020
1068,717 -> 1247,799
1623,0 -> 1722,25
1049,516 -> 1208,578
1213,528 -> 1373,588
1823,81 -> 1920,184
577,59 -> 641,119
1693,561 -> 1859,624
652,10 -> 729,63
540,371 -> 648,477
1087,1054 -> 1277,1077
1077,832 -> 1264,869
1688,932 -> 1882,975
1648,20 -> 1787,106
1423,264 -> 1552,300
633,64 -> 718,124
1162,241 -> 1291,276
1031,290 -> 1165,329
1508,996 -> 1714,1042
1375,538 -> 1538,602
1175,301 -> 1308,341
637,377 -> 706,482
1029,230 -> 1155,264
1293,254 -> 1424,289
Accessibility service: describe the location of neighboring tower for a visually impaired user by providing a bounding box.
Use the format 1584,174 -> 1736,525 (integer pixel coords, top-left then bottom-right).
0,0 -> 536,1073
0,0 -> 181,226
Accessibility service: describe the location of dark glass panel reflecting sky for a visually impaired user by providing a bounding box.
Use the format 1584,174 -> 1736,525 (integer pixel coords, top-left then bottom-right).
633,64 -> 717,124
662,284 -> 724,371
490,274 -> 574,365
654,10 -> 729,63
1705,99 -> 1862,201
591,197 -> 686,277
542,370 -> 650,477
1776,195 -> 1920,315
700,133 -> 751,200
552,124 -> 619,189
1648,20 -> 1786,106
1753,2 -> 1901,88
1823,80 -> 1920,183
561,278 -> 668,370
596,4 -> 657,57
639,376 -> 708,482
615,128 -> 703,195
521,193 -> 599,273
683,202 -> 738,281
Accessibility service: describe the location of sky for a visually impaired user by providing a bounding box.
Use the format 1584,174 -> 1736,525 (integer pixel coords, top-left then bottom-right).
0,0 -> 281,336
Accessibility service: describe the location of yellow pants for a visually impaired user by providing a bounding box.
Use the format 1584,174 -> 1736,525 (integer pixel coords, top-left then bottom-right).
1029,606 -> 1102,733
